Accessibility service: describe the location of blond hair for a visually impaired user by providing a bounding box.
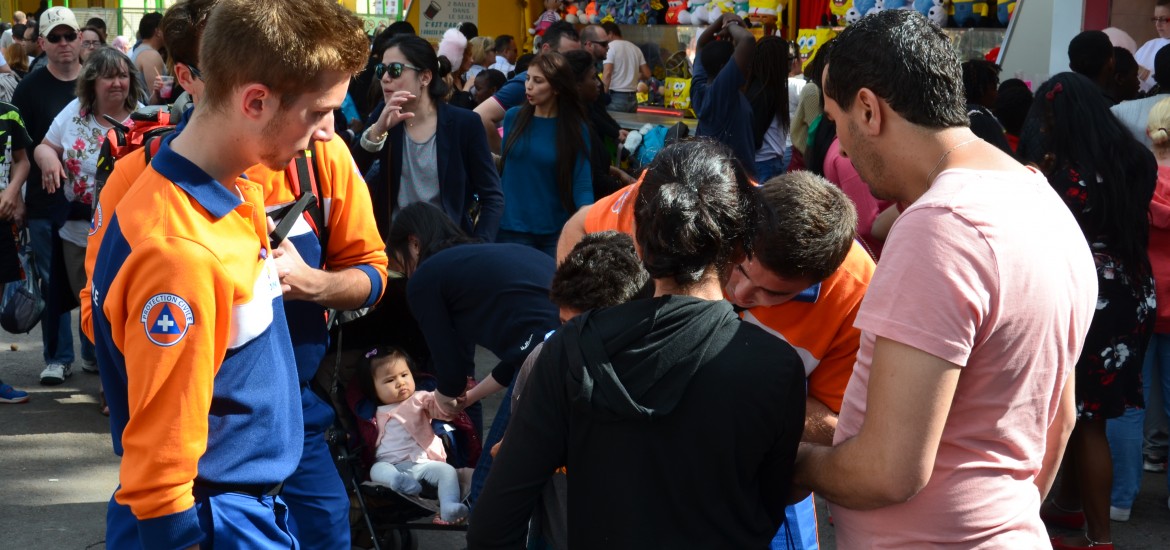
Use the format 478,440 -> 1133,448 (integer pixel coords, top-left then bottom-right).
198,0 -> 368,111
468,36 -> 494,67
1148,96 -> 1170,147
3,43 -> 27,73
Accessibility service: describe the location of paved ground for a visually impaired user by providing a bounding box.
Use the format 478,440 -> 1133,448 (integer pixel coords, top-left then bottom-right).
3,313 -> 1170,549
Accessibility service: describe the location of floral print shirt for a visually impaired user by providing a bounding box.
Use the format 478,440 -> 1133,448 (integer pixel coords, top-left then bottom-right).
44,98 -> 141,246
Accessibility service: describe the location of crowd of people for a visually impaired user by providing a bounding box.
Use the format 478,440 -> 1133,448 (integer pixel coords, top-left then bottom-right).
0,1 -> 1168,549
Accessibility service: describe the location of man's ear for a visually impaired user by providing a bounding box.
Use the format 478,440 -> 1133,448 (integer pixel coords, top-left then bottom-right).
239,83 -> 276,123
174,64 -> 196,90
855,88 -> 883,135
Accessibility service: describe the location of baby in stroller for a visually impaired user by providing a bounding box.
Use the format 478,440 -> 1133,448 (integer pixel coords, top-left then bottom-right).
354,346 -> 470,525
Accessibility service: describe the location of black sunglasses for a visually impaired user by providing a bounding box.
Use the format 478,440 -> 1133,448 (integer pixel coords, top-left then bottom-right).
375,61 -> 422,80
185,63 -> 203,81
45,31 -> 78,44
592,40 -> 610,48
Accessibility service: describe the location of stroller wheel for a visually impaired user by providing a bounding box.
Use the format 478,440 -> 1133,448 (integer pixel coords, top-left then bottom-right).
377,527 -> 418,550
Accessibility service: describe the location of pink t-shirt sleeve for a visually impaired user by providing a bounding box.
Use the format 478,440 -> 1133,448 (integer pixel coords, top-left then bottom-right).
853,204 -> 996,366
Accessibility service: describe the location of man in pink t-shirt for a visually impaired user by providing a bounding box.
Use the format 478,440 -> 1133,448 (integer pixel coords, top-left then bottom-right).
793,10 -> 1099,549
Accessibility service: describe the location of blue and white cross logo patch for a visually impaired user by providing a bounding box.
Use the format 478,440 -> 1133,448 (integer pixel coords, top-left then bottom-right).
141,293 -> 194,346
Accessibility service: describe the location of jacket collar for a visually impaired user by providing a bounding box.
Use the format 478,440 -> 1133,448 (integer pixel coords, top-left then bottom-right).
150,131 -> 244,219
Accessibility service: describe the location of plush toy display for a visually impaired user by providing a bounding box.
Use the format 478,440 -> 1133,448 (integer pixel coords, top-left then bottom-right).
796,27 -> 836,71
884,0 -> 911,10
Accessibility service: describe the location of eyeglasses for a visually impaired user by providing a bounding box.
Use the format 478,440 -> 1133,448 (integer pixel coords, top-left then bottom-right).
592,40 -> 610,48
1154,17 -> 1170,24
45,31 -> 78,44
186,64 -> 203,81
81,40 -> 101,49
375,62 -> 422,80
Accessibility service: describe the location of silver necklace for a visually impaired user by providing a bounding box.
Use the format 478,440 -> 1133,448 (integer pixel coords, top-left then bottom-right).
925,138 -> 979,187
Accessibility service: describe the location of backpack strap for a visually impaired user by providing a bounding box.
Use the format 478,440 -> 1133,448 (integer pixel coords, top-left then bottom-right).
291,149 -> 328,255
269,191 -> 316,247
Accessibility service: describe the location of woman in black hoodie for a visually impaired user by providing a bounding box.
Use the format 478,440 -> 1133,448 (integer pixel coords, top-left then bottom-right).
468,140 -> 808,549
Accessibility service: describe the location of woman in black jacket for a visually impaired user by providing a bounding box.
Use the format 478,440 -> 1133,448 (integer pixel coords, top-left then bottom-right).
352,34 -> 503,243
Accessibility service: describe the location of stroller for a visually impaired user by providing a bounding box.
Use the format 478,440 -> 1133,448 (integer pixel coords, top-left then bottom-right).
317,280 -> 482,550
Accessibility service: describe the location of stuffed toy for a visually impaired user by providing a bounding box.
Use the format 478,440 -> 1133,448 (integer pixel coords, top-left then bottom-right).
796,28 -> 836,71
734,1 -> 750,19
648,0 -> 668,23
854,0 -> 879,18
951,0 -> 988,27
534,0 -> 564,36
884,0 -> 911,10
690,0 -> 711,25
666,0 -> 688,24
708,0 -> 736,24
998,0 -> 1016,26
565,0 -> 581,24
913,0 -> 946,26
829,0 -> 854,26
747,0 -> 785,30
846,6 -> 863,24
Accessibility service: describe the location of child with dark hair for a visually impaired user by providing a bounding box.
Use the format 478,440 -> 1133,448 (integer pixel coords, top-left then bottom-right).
994,78 -> 1033,153
962,58 -> 1013,154
358,346 -> 469,525
499,230 -> 651,550
1109,46 -> 1141,103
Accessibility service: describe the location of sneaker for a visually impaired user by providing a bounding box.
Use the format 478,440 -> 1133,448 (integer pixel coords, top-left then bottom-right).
0,382 -> 29,404
81,358 -> 99,374
1110,505 -> 1131,522
39,363 -> 72,385
1144,457 -> 1168,473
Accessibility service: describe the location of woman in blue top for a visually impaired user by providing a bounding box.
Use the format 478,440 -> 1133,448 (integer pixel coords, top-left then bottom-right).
498,51 -> 592,256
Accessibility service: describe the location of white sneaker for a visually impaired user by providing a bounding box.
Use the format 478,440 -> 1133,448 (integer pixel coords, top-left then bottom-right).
1109,506 -> 1131,522
81,358 -> 99,374
39,363 -> 72,386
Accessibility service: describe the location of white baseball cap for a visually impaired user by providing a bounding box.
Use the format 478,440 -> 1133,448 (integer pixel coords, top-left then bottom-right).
40,7 -> 80,35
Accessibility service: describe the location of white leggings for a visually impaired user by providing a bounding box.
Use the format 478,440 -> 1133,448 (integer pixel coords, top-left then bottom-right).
370,460 -> 462,508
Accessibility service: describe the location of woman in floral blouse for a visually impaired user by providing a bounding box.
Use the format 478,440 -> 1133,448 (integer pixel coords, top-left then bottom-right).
1033,72 -> 1158,550
33,46 -> 143,398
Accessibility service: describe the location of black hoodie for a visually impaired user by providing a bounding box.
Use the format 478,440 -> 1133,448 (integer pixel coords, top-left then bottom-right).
468,295 -> 807,549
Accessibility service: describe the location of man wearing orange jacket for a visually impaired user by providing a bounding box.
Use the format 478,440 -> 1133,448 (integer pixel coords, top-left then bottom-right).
84,1 -> 386,548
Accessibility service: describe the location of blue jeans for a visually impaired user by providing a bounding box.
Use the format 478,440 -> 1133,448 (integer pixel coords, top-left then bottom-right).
755,155 -> 788,183
468,380 -> 515,505
283,396 -> 350,550
1107,332 -> 1170,508
496,229 -> 559,258
771,494 -> 818,549
27,218 -> 91,365
606,91 -> 638,113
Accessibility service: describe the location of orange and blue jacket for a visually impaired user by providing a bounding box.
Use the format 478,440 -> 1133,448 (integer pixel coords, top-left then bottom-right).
82,133 -> 389,357
585,182 -> 875,413
89,139 -> 302,550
